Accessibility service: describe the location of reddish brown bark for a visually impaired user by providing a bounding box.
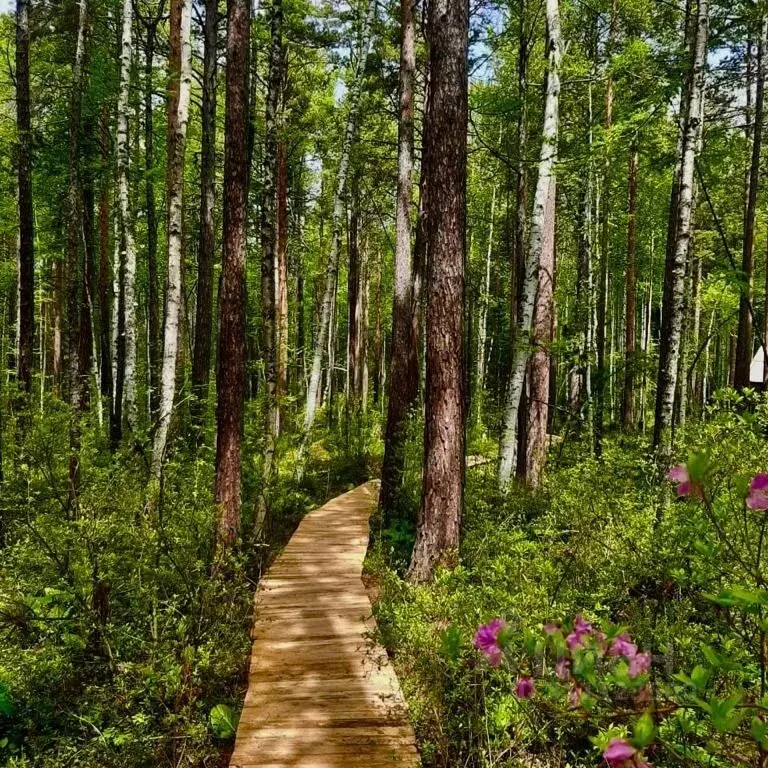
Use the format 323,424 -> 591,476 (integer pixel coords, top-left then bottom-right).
215,0 -> 250,547
408,0 -> 469,584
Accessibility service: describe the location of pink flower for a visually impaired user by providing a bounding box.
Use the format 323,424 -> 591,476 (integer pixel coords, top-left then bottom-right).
629,651 -> 651,678
543,622 -> 559,635
473,619 -> 506,667
574,614 -> 593,634
603,738 -> 636,767
515,675 -> 535,699
566,614 -> 593,650
555,657 -> 570,680
668,464 -> 695,497
747,474 -> 768,511
609,633 -> 638,659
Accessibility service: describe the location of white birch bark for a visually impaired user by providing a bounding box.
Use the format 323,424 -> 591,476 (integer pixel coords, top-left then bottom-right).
117,0 -> 138,431
302,0 -> 376,437
150,0 -> 193,478
654,0 -> 708,453
498,0 -> 562,489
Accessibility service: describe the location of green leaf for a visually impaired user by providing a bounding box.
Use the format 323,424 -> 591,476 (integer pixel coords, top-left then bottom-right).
0,682 -> 12,717
439,625 -> 462,660
633,711 -> 655,749
690,665 -> 712,694
751,717 -> 768,748
209,704 -> 238,740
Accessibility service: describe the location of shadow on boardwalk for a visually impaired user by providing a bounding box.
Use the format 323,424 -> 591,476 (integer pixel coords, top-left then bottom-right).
230,482 -> 420,768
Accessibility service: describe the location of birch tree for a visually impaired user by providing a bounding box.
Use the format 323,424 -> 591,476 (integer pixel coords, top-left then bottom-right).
499,0 -> 562,489
653,0 -> 709,454
150,0 -> 192,478
117,0 -> 138,433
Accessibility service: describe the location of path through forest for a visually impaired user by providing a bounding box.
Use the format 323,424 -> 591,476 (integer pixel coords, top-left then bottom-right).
229,482 -> 420,768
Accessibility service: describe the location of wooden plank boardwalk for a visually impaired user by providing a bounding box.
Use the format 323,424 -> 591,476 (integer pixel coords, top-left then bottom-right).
230,481 -> 420,768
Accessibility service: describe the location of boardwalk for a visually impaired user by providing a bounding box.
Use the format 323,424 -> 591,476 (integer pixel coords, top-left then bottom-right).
230,482 -> 420,768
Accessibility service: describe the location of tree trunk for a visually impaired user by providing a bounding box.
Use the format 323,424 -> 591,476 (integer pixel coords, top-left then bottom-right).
736,13 -> 766,388
150,0 -> 192,478
380,0 -> 418,519
525,176 -> 555,489
64,0 -> 88,511
621,143 -> 638,429
117,0 -> 138,433
512,0 -> 528,333
653,0 -> 709,453
191,0 -> 217,424
408,0 -> 469,584
16,0 -> 33,397
141,11 -> 161,420
214,0 -> 249,546
302,0 -> 375,440
277,138 -> 289,398
498,0 -> 562,489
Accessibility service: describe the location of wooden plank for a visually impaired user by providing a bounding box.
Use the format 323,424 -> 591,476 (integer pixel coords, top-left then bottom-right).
229,482 -> 420,768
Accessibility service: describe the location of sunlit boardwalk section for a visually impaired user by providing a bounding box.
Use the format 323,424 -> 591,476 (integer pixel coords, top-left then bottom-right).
230,482 -> 420,768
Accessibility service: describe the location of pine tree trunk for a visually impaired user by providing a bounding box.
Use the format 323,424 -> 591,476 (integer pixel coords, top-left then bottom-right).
302,0 -> 375,439
66,0 -> 88,507
150,0 -> 192,478
736,14 -> 766,388
117,0 -> 138,433
191,0 -> 217,424
621,143 -> 638,429
16,0 -> 33,397
654,0 -> 709,453
408,0 -> 469,584
215,0 -> 249,546
499,0 -> 561,489
380,0 -> 418,519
